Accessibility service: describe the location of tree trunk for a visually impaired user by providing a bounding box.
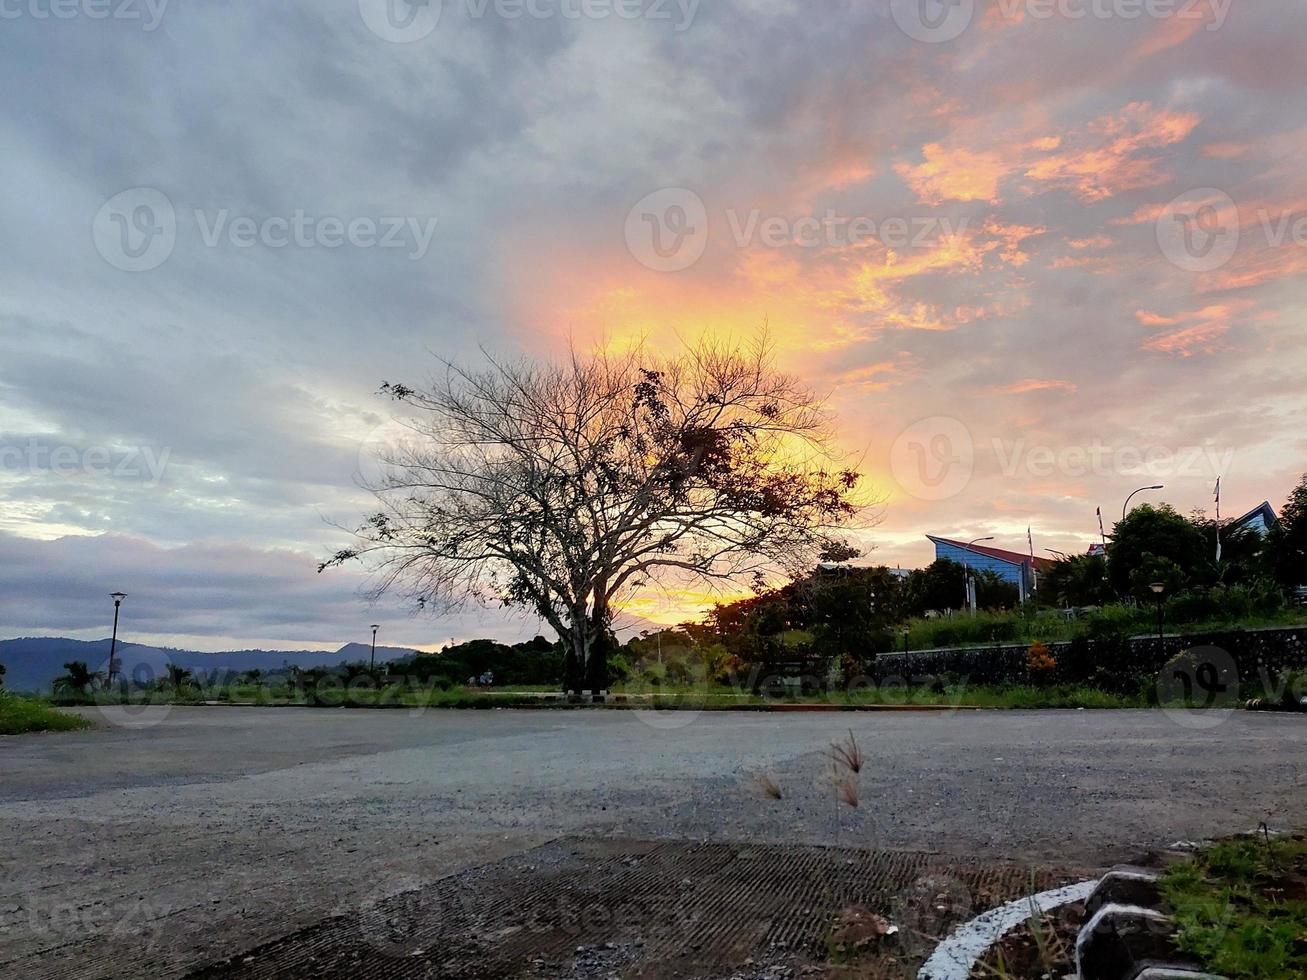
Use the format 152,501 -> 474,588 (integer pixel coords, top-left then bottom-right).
563,635 -> 584,694
586,608 -> 612,702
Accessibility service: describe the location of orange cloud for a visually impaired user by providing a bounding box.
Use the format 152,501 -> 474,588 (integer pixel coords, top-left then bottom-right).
1204,141 -> 1255,160
1022,103 -> 1201,201
895,143 -> 1008,204
1138,301 -> 1257,356
1066,235 -> 1113,250
995,379 -> 1078,396
1130,10 -> 1213,60
899,102 -> 1200,206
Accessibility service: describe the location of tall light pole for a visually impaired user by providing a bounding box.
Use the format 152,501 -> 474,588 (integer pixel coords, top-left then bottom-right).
962,537 -> 995,615
106,592 -> 127,690
1123,485 -> 1165,522
370,625 -> 380,672
1150,582 -> 1166,653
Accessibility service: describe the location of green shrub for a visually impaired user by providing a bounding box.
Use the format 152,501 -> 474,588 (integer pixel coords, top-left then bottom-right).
0,695 -> 91,735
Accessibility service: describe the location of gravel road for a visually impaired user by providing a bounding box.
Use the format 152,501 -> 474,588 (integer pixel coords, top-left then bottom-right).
3,706 -> 1306,978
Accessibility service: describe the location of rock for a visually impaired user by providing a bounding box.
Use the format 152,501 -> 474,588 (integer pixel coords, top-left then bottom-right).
1076,904 -> 1201,980
830,903 -> 895,952
1085,867 -> 1164,918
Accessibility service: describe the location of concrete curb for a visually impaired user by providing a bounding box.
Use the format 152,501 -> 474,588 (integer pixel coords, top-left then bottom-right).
918,879 -> 1097,980
178,699 -> 986,713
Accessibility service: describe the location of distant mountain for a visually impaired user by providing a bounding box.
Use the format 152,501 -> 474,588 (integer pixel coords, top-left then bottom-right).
0,637 -> 422,693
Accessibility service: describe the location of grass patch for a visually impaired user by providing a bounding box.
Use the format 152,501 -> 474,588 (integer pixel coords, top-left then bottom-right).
900,605 -> 1307,653
1161,833 -> 1307,979
0,694 -> 91,735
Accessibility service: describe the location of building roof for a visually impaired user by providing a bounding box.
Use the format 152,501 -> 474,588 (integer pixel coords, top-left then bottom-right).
1229,501 -> 1278,532
927,535 -> 1055,571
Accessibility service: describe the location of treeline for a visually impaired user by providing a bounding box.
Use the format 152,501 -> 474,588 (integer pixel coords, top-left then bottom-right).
1043,473 -> 1307,609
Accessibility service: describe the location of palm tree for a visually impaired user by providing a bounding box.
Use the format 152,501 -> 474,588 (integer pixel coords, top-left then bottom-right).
239,669 -> 263,686
165,665 -> 194,689
53,661 -> 100,699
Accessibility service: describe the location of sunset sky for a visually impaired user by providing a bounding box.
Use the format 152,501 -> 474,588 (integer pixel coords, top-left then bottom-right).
2,0 -> 1305,651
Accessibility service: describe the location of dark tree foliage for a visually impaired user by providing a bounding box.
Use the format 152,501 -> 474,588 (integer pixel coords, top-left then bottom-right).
902,559 -> 1018,615
1271,473 -> 1307,588
1107,504 -> 1208,595
395,636 -> 563,688
1041,554 -> 1112,608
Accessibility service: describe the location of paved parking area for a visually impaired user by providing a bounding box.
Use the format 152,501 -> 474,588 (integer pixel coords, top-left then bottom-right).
3,707 -> 1306,978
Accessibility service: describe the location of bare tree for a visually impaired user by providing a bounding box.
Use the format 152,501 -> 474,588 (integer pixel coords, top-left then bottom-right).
324,334 -> 872,697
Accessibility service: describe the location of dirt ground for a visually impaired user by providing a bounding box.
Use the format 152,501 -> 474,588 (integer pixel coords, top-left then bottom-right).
3,706 -> 1306,978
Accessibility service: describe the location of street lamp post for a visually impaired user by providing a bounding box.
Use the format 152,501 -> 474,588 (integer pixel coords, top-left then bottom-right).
962,537 -> 995,616
902,627 -> 910,656
106,593 -> 127,691
370,625 -> 380,673
1123,485 -> 1165,522
1150,582 -> 1166,654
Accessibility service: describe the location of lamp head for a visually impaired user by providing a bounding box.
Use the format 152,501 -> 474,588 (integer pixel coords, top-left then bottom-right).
110,592 -> 127,602
1150,582 -> 1165,596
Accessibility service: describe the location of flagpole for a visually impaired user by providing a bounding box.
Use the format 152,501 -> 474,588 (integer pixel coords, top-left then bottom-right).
1027,526 -> 1036,602
1214,477 -> 1223,563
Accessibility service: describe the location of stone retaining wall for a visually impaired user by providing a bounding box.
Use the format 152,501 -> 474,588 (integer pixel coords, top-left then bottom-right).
870,626 -> 1307,695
